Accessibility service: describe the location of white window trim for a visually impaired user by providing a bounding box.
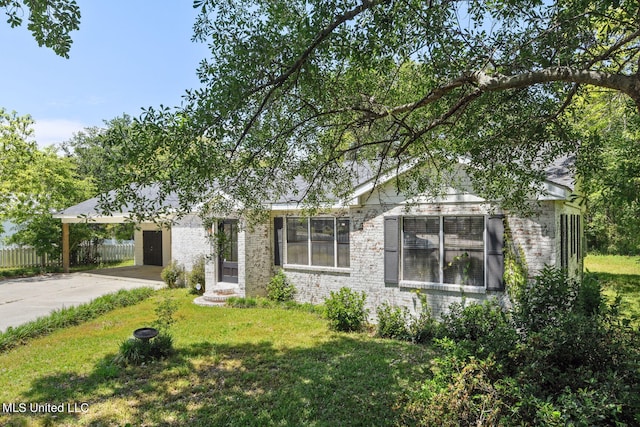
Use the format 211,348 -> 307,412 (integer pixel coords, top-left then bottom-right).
284,216 -> 350,270
399,215 -> 487,289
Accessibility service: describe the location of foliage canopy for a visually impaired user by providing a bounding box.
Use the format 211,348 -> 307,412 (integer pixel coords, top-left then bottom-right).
95,0 -> 640,218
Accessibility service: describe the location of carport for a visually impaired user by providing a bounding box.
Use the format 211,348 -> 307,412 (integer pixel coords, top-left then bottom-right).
53,186 -> 177,273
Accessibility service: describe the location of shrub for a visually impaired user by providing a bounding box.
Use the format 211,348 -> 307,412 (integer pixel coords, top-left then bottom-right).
188,256 -> 206,295
115,295 -> 176,366
161,261 -> 185,288
225,297 -> 258,308
407,268 -> 640,426
376,302 -> 410,340
407,290 -> 438,344
114,333 -> 174,366
512,266 -> 578,334
438,299 -> 518,361
266,269 -> 296,302
152,296 -> 178,333
324,287 -> 369,332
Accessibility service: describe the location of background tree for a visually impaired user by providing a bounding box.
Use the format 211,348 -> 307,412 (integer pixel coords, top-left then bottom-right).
0,108 -> 94,261
60,115 -> 136,243
61,115 -> 133,195
573,91 -> 640,255
99,0 -> 640,220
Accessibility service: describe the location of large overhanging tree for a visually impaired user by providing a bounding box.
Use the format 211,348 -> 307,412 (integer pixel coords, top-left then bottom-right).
96,0 -> 640,218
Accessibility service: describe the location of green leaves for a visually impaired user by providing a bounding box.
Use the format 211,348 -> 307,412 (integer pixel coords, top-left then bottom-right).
2,0 -> 81,58
102,1 -> 640,219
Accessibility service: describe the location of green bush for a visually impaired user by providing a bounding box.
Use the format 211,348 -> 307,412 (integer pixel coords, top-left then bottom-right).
438,299 -> 518,361
152,296 -> 178,333
266,269 -> 296,302
376,302 -> 410,340
324,287 -> 369,332
225,296 -> 258,308
161,261 -> 185,288
406,268 -> 640,426
115,333 -> 174,366
188,256 -> 206,295
115,295 -> 177,366
407,290 -> 438,344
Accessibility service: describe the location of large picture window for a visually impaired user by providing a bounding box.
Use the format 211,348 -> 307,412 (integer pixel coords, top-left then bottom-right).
402,216 -> 485,287
286,217 -> 350,268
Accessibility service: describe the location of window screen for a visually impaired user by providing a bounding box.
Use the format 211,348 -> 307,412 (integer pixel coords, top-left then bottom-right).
285,217 -> 350,267
403,217 -> 440,282
287,218 -> 308,265
443,217 -> 485,286
311,218 -> 335,267
337,219 -> 350,268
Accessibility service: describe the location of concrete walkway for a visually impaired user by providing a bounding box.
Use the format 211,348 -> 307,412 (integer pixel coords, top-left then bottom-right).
0,267 -> 164,332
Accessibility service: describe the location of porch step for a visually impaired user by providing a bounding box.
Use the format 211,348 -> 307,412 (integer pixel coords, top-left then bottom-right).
193,286 -> 241,307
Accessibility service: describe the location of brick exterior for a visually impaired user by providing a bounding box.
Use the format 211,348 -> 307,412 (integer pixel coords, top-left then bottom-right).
171,214 -> 211,272
257,198 -> 581,320
238,221 -> 271,297
196,183 -> 583,320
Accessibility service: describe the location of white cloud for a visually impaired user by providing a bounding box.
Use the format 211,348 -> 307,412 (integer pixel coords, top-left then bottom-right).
32,119 -> 88,148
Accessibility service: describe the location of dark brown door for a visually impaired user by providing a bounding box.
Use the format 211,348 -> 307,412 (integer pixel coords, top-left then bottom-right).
143,231 -> 163,266
218,220 -> 238,283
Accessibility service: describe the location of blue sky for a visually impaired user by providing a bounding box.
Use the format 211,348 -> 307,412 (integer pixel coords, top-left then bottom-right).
1,1 -> 209,147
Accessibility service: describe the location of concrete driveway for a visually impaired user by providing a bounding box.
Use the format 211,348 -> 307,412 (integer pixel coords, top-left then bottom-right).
0,267 -> 165,332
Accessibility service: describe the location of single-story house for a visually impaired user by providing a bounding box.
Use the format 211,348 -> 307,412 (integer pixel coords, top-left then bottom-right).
54,158 -> 583,318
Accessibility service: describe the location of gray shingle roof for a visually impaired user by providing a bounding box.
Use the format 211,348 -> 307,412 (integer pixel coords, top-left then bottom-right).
55,157 -> 576,218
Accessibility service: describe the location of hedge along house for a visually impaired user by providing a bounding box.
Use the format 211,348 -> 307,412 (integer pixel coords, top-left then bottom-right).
194,157 -> 584,317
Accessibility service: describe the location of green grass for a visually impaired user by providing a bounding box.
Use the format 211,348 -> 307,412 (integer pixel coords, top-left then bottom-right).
0,289 -> 433,426
0,287 -> 155,353
584,254 -> 640,321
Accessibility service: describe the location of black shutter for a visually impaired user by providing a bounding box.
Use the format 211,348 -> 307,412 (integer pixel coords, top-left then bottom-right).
274,217 -> 283,266
560,214 -> 568,269
486,215 -> 505,291
384,216 -> 400,284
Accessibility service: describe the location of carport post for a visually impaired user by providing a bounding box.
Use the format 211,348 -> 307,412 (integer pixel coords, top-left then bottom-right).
62,222 -> 70,273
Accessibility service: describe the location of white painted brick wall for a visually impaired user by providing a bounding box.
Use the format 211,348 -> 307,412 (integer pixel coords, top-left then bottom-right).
275,201 -> 565,320
241,221 -> 271,297
171,215 -> 210,272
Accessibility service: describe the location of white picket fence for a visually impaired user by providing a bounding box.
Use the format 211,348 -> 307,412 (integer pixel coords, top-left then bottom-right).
0,243 -> 135,269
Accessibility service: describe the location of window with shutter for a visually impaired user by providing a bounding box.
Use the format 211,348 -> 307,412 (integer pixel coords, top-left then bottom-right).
385,215 -> 504,290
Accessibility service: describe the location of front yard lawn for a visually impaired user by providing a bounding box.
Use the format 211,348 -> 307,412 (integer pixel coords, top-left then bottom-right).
0,289 -> 433,426
584,254 -> 640,321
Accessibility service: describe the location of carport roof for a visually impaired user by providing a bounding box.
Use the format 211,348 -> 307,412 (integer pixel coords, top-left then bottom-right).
53,184 -> 181,223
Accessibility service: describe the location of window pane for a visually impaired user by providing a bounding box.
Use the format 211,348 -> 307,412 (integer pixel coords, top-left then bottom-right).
337,219 -> 350,268
403,217 -> 439,282
311,219 -> 334,266
443,217 -> 484,286
287,218 -> 308,265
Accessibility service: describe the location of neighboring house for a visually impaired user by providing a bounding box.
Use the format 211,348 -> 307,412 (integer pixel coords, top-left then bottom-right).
54,158 -> 584,318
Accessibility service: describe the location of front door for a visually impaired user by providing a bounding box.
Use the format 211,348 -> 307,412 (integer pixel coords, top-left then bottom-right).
143,231 -> 163,266
218,220 -> 239,283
